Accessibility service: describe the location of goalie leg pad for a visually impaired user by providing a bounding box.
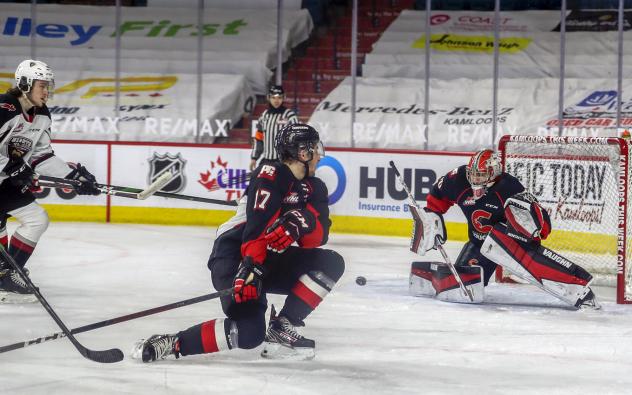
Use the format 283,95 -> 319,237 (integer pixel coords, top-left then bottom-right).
481,223 -> 593,308
434,264 -> 484,304
409,261 -> 437,297
454,241 -> 498,286
410,261 -> 484,303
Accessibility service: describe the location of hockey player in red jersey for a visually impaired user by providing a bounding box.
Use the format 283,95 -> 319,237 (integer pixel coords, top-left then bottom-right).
132,123 -> 345,362
0,60 -> 100,303
409,149 -> 599,309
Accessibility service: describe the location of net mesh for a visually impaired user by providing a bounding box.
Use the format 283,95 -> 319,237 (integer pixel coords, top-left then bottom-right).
500,136 -> 632,303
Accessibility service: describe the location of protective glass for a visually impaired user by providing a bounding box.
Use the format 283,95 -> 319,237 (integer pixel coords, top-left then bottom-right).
298,140 -> 325,161
314,140 -> 325,157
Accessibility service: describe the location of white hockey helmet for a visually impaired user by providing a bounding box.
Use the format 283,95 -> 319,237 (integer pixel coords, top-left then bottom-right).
15,59 -> 55,97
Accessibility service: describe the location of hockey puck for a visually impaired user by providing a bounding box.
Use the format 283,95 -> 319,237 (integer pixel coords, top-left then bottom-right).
355,276 -> 367,286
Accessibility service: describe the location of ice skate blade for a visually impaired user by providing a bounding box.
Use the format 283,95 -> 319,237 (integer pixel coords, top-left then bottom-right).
0,291 -> 37,304
260,342 -> 315,360
578,301 -> 602,311
130,339 -> 146,361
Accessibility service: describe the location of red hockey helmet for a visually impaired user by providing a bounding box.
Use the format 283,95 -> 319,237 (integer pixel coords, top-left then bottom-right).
467,149 -> 501,199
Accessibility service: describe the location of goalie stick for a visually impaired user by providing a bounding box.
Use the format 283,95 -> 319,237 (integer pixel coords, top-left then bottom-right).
0,246 -> 124,363
0,287 -> 233,355
388,160 -> 474,302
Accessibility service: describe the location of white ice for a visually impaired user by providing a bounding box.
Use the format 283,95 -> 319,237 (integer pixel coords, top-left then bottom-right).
1,222 -> 632,395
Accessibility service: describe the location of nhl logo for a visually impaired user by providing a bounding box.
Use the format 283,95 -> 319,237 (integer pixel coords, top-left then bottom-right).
148,152 -> 186,193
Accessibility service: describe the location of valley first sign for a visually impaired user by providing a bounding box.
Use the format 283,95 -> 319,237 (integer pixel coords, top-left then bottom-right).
2,17 -> 248,46
0,4 -> 311,47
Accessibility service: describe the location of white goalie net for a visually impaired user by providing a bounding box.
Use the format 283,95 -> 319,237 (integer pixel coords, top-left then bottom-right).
498,135 -> 632,304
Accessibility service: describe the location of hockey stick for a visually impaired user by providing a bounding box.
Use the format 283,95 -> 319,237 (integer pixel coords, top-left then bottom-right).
0,287 -> 233,355
0,246 -> 124,363
388,161 -> 474,302
37,175 -> 238,206
148,190 -> 238,206
37,171 -> 172,200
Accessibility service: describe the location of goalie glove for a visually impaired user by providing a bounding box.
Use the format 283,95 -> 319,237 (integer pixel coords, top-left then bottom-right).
504,191 -> 551,242
408,205 -> 447,256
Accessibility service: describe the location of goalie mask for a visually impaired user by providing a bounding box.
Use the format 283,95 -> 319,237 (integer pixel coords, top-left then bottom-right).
15,59 -> 55,98
466,149 -> 501,200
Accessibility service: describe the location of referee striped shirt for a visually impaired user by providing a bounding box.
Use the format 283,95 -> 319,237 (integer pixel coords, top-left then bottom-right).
252,106 -> 298,161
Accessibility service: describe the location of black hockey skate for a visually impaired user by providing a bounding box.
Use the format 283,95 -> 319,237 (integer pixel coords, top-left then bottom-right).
575,288 -> 601,310
0,269 -> 37,304
131,334 -> 180,362
261,305 -> 315,360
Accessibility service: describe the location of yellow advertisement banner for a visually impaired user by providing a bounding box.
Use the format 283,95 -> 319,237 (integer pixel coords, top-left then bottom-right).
411,33 -> 531,53
0,73 -> 177,100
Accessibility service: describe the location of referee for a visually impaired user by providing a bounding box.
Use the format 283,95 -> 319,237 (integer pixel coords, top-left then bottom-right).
250,85 -> 298,171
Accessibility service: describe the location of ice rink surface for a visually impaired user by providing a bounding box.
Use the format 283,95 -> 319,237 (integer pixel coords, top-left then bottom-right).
2,222 -> 632,395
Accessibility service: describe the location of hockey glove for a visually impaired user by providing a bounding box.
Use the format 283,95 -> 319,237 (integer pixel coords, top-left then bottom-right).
265,209 -> 316,253
233,256 -> 264,303
66,163 -> 100,195
2,158 -> 35,193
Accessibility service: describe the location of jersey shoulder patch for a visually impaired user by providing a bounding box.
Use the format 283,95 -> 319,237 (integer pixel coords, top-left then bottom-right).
258,164 -> 278,181
0,102 -> 17,112
0,94 -> 20,129
435,165 -> 469,201
0,94 -> 20,113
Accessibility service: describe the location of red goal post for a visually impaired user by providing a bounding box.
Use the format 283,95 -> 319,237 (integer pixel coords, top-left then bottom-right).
495,135 -> 632,304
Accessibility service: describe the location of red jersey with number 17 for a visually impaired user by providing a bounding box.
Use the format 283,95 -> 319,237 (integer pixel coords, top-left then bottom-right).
210,162 -> 331,264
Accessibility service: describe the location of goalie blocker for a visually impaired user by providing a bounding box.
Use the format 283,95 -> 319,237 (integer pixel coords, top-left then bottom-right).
409,205 -> 446,256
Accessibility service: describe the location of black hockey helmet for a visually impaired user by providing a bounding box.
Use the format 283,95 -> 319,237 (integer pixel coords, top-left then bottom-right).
268,85 -> 284,97
275,123 -> 323,163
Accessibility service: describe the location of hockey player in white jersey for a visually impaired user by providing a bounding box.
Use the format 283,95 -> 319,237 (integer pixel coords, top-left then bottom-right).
0,60 -> 100,303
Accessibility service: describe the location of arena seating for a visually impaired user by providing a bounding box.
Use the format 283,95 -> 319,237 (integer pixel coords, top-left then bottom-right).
308,6 -> 632,149
1,2 -> 313,142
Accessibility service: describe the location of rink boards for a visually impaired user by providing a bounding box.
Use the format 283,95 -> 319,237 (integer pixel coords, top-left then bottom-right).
34,141 -> 472,240
34,139 -> 626,255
